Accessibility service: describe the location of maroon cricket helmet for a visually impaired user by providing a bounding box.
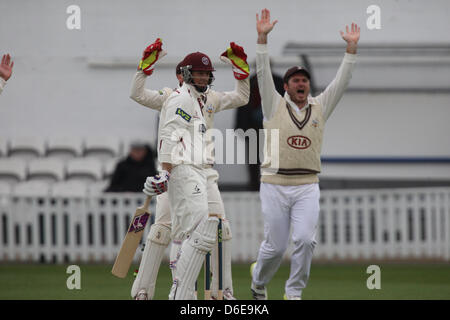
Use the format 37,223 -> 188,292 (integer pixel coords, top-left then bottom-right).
180,51 -> 215,86
182,52 -> 215,72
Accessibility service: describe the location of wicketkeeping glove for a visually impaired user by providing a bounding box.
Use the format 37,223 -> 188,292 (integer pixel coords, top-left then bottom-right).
220,42 -> 250,80
143,170 -> 170,196
138,38 -> 167,76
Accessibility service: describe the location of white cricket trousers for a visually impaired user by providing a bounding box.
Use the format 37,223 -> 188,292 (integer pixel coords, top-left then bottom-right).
252,182 -> 320,298
153,167 -> 234,296
154,168 -> 225,227
168,164 -> 208,242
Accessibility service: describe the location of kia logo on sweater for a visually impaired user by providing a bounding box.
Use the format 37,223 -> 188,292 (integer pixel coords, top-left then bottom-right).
287,135 -> 311,149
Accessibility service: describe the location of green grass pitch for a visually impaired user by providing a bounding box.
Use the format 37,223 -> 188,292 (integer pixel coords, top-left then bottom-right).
0,262 -> 449,300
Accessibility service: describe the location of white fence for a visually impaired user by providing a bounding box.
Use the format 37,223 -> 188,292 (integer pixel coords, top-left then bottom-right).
0,187 -> 449,264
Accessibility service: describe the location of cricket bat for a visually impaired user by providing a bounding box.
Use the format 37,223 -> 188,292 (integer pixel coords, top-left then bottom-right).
111,196 -> 152,278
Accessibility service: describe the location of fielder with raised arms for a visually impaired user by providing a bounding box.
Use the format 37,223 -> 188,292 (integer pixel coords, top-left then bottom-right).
250,9 -> 359,300
129,39 -> 250,300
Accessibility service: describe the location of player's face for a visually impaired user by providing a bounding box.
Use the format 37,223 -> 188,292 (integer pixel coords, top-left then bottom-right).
284,74 -> 310,105
191,70 -> 210,88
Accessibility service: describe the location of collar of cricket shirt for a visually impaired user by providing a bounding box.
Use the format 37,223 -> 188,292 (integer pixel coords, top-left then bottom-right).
185,83 -> 207,105
183,83 -> 207,117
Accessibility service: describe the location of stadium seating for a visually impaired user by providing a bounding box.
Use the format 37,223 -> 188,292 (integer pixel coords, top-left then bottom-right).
66,158 -> 104,183
13,180 -> 51,197
83,137 -> 122,161
0,181 -> 12,196
0,137 -> 156,196
0,139 -> 7,157
51,180 -> 89,198
88,180 -> 109,196
27,158 -> 65,183
8,137 -> 46,160
46,136 -> 83,160
103,157 -> 119,180
0,159 -> 27,185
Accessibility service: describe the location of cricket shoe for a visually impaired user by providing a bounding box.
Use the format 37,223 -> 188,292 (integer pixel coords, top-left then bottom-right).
212,288 -> 237,300
223,288 -> 237,300
284,293 -> 301,300
251,282 -> 267,300
250,262 -> 267,300
134,289 -> 148,300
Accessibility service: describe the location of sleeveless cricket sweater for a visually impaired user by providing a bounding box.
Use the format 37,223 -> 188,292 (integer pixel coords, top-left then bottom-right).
261,97 -> 324,186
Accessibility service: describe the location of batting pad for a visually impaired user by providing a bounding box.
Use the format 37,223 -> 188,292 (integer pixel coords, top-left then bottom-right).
169,240 -> 182,281
169,215 -> 219,300
131,224 -> 171,299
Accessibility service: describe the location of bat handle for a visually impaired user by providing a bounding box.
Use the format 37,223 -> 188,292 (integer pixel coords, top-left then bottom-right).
143,196 -> 152,209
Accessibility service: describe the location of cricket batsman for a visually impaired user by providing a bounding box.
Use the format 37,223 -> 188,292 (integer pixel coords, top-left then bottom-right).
250,9 -> 359,300
129,38 -> 250,299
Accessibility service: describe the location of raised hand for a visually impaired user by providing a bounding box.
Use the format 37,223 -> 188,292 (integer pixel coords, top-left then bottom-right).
0,54 -> 14,81
138,38 -> 167,76
340,23 -> 360,54
340,23 -> 360,44
256,8 -> 278,44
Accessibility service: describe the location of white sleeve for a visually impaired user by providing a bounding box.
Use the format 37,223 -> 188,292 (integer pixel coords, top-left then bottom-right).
214,77 -> 250,112
129,71 -> 172,111
315,53 -> 357,122
0,78 -> 5,95
159,95 -> 192,164
256,44 -> 282,121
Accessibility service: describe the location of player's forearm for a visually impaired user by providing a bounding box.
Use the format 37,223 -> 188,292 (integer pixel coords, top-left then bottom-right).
161,162 -> 173,173
256,43 -> 280,120
158,102 -> 190,165
346,41 -> 358,54
216,77 -> 250,112
159,124 -> 179,165
235,77 -> 250,106
159,137 -> 177,166
320,53 -> 357,121
0,78 -> 5,95
257,33 -> 268,44
130,71 -> 164,111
